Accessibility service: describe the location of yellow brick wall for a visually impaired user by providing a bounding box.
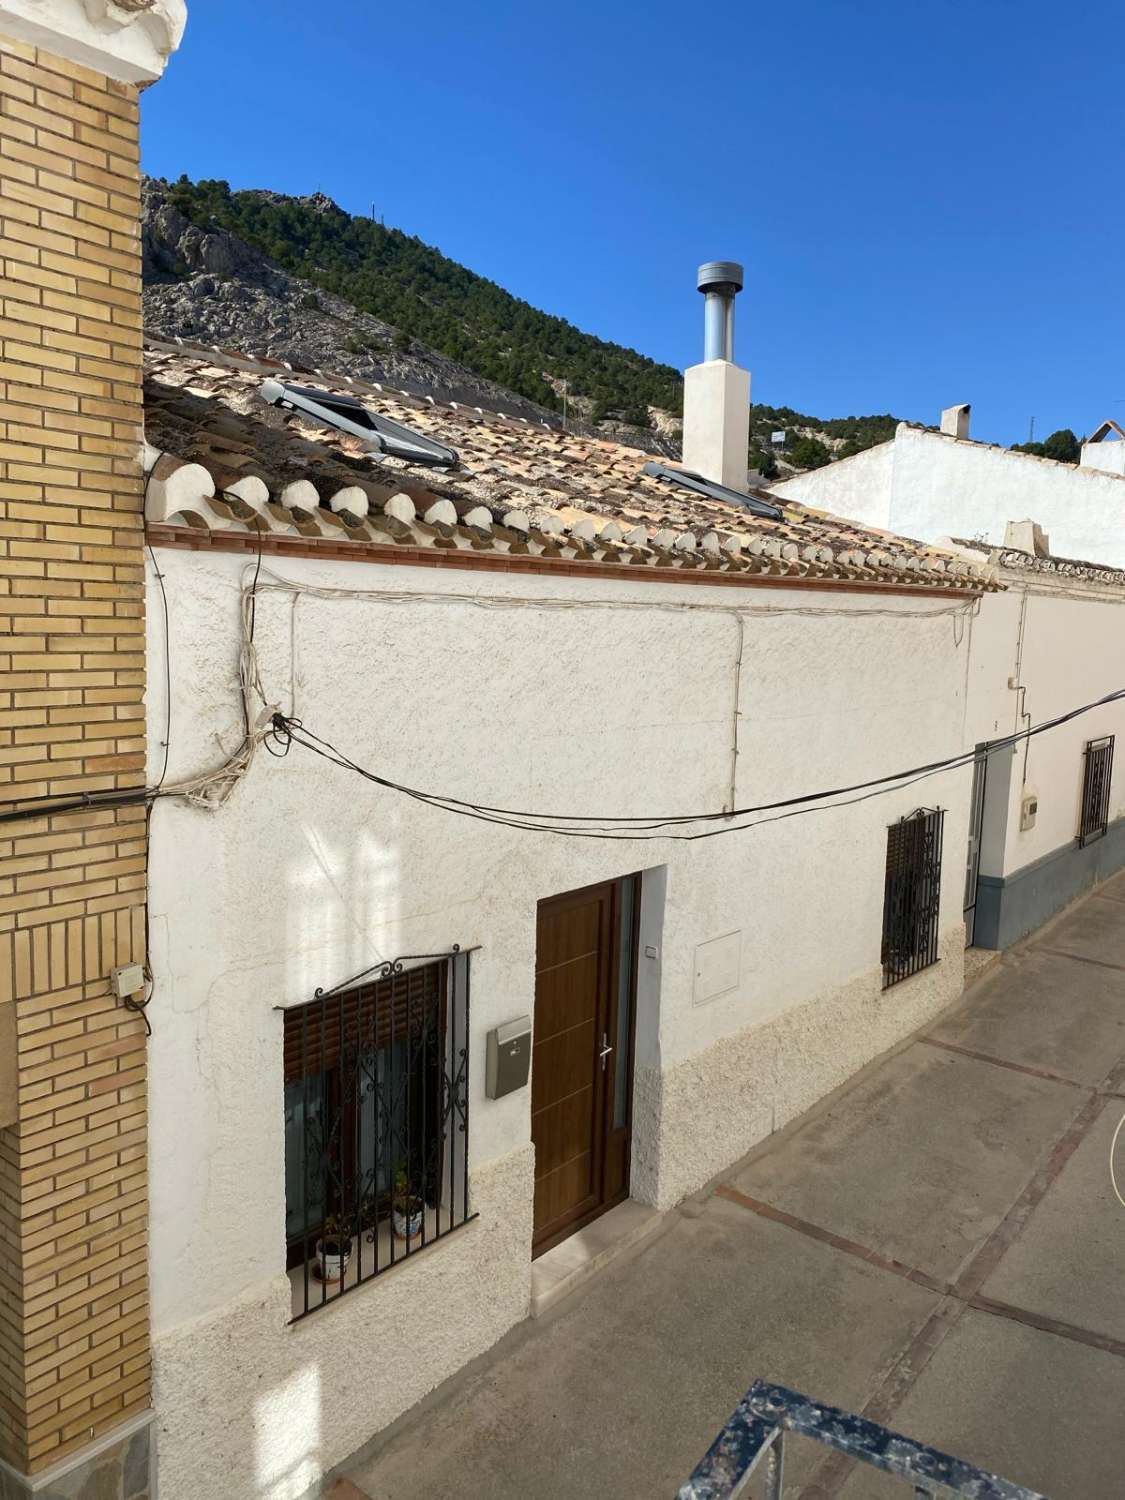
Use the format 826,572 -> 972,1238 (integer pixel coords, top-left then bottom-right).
0,35 -> 149,1476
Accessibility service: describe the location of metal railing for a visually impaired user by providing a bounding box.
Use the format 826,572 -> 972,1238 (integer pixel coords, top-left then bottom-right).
677,1381 -> 1047,1499
283,946 -> 475,1321
1078,736 -> 1114,847
882,807 -> 945,989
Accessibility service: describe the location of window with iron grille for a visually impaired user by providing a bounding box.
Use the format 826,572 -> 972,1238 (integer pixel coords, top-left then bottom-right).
881,808 -> 944,989
1078,736 -> 1114,848
283,947 -> 473,1321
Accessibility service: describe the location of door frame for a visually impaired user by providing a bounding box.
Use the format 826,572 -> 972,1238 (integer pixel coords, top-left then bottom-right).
531,873 -> 641,1258
963,743 -> 990,947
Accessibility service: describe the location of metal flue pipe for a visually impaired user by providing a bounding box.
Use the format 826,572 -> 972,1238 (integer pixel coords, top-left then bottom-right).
698,261 -> 744,362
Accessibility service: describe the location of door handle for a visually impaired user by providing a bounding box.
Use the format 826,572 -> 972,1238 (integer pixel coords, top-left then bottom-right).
599,1033 -> 614,1072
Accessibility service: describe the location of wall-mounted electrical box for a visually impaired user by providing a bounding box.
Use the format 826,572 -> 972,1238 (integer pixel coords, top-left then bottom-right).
1020,793 -> 1038,832
693,931 -> 741,1007
486,1015 -> 531,1099
111,963 -> 145,999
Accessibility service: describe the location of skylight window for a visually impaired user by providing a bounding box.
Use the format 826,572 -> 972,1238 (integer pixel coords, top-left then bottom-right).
260,379 -> 459,469
642,461 -> 783,520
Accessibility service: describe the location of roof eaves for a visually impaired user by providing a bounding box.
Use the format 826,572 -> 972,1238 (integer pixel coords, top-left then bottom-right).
142,448 -> 999,594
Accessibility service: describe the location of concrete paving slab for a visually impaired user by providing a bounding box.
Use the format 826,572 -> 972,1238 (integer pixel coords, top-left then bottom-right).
837,1310 -> 1125,1499
730,1044 -> 1081,1284
346,1196 -> 941,1500
1033,894 -> 1125,969
978,1101 -> 1125,1343
1098,867 -> 1125,904
928,950 -> 1125,1086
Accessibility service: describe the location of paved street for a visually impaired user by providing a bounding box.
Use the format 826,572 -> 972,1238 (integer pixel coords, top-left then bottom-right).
337,875 -> 1125,1500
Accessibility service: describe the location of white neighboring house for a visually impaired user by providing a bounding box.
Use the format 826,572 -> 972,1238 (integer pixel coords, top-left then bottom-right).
140,320 -> 999,1500
772,410 -> 1125,948
771,404 -> 1125,568
956,531 -> 1125,948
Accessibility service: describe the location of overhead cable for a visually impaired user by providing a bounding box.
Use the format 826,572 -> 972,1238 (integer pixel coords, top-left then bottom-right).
265,682 -> 1125,842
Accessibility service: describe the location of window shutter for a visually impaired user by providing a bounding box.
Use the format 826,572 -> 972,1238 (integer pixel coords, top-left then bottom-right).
283,960 -> 447,1082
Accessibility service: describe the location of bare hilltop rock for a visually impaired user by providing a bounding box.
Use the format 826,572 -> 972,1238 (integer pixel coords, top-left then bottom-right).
141,178 -> 666,442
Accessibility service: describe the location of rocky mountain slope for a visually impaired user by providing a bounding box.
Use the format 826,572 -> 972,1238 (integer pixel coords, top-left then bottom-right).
142,180 -> 577,425
142,175 -> 903,470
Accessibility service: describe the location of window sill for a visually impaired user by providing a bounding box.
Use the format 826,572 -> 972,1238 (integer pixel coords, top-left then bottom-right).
882,955 -> 942,992
288,1204 -> 475,1322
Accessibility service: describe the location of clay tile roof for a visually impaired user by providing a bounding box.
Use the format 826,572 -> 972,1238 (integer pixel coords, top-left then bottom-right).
142,339 -> 999,593
950,537 -> 1125,590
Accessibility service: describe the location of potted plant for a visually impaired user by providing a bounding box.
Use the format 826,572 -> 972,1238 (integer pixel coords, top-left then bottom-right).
392,1165 -> 424,1242
315,1214 -> 353,1283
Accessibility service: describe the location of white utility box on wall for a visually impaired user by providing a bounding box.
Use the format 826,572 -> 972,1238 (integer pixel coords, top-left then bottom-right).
693,931 -> 741,1006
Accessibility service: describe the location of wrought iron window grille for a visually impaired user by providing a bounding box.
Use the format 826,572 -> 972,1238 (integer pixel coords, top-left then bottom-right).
881,807 -> 945,990
677,1379 -> 1047,1499
1078,736 -> 1114,848
282,946 -> 477,1322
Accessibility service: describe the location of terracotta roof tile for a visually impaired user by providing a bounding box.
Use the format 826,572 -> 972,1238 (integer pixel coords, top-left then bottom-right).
950,538 -> 1125,589
142,339 -> 999,593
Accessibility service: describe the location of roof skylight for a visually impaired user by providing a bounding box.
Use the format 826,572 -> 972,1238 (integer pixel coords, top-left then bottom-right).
642,461 -> 783,520
260,379 -> 460,469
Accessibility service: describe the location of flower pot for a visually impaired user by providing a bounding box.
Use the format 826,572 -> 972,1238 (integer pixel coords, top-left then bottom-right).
316,1236 -> 351,1283
392,1200 -> 424,1241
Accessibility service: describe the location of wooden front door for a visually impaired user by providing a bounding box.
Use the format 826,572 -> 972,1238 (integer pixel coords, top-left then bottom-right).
532,877 -> 637,1256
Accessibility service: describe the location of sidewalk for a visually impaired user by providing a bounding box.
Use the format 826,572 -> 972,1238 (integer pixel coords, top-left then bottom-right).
336,874 -> 1125,1499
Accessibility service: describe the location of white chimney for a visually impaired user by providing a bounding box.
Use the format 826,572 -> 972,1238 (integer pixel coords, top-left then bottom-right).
682,262 -> 750,490
1080,420 -> 1125,475
940,403 -> 971,440
1004,520 -> 1050,557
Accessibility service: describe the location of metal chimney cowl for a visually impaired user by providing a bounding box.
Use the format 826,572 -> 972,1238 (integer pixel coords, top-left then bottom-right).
682,260 -> 751,490
698,261 -> 744,363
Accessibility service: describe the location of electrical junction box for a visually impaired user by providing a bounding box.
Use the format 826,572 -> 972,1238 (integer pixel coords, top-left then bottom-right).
1020,793 -> 1038,832
486,1016 -> 531,1099
111,963 -> 145,999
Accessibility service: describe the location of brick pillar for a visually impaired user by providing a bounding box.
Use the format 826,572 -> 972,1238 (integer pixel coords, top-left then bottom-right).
0,5 -> 184,1493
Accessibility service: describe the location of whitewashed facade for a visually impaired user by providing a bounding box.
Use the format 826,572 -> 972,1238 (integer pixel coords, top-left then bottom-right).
960,557 -> 1125,945
774,426 -> 1125,947
137,343 -> 1123,1500
145,547 -> 979,1500
773,421 -> 1125,569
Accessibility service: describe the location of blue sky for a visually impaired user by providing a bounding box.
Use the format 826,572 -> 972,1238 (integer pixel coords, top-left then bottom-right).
143,1 -> 1124,446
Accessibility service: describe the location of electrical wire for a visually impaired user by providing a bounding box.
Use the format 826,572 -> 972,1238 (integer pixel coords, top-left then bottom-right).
0,539 -> 275,827
266,679 -> 1125,842
266,684 -> 1125,841
247,570 -> 980,626
3,556 -> 1121,848
147,540 -> 172,789
122,971 -> 154,1037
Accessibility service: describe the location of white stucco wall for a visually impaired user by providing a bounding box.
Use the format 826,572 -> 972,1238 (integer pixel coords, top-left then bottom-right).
145,550 -> 977,1498
966,585 -> 1125,879
774,425 -> 1125,568
1080,438 -> 1125,476
774,439 -> 895,532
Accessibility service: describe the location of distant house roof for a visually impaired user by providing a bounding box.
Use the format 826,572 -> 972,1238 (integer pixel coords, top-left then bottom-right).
769,419 -> 1125,486
948,537 -> 1125,590
142,340 -> 998,594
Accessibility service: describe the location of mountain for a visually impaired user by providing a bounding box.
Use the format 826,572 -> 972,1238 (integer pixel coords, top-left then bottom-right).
142,180 -> 575,425
142,174 -> 904,470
